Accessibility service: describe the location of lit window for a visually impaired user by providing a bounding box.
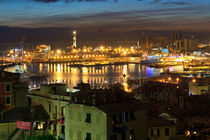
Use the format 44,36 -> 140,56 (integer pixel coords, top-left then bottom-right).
38,123 -> 44,130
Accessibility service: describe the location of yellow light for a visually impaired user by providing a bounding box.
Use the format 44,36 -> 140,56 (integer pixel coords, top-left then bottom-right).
176,78 -> 179,82
192,79 -> 196,83
38,123 -> 43,130
73,31 -> 77,34
168,77 -> 171,81
123,51 -> 127,55
10,50 -> 14,54
56,49 -> 61,54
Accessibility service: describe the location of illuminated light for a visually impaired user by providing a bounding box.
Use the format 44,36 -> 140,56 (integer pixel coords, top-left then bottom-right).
56,49 -> 61,54
185,130 -> 190,136
192,79 -> 196,83
38,123 -> 44,130
10,50 -> 14,54
176,78 -> 179,82
73,31 -> 77,34
123,51 -> 127,55
168,77 -> 171,81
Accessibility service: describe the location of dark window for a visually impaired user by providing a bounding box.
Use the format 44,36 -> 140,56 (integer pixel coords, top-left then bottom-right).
165,128 -> 169,136
5,84 -> 11,92
130,111 -> 135,121
123,112 -> 129,122
112,115 -> 118,125
151,129 -> 153,137
52,87 -> 56,94
113,127 -> 121,133
85,113 -> 91,123
85,133 -> 91,140
53,124 -> 57,133
119,113 -> 123,124
49,104 -> 51,113
5,96 -> 11,105
157,128 -> 160,136
121,132 -> 126,140
61,125 -> 65,134
61,107 -> 64,116
111,135 -> 117,140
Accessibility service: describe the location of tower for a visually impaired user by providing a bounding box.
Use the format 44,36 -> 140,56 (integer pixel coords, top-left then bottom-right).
73,31 -> 77,47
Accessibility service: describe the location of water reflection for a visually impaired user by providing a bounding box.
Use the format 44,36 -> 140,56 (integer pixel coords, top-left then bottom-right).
6,63 -> 180,90
25,63 -> 164,90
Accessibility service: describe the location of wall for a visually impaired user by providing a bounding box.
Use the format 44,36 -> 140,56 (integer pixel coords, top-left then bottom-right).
0,123 -> 17,140
65,104 -> 107,140
148,125 -> 176,140
107,109 -> 148,140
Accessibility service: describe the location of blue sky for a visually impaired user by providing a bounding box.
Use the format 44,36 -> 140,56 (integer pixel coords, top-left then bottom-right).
0,0 -> 210,32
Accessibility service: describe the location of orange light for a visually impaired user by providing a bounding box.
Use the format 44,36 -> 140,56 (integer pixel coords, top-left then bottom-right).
185,130 -> 190,136
192,79 -> 196,83
176,78 -> 179,82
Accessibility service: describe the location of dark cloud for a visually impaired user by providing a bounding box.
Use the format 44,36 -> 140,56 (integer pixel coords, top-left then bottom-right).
32,0 -> 107,3
33,0 -> 58,2
162,1 -> 189,5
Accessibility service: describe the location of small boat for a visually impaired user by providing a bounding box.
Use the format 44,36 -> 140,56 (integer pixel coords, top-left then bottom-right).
20,72 -> 49,79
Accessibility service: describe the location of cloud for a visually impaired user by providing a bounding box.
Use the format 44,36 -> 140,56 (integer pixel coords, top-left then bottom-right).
33,0 -> 58,3
31,0 -> 107,3
162,1 -> 189,5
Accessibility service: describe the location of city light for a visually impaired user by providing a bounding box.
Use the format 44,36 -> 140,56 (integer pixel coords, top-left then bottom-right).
56,49 -> 61,54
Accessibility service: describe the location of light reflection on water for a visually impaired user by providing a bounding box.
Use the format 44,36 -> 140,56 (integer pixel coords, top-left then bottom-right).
6,63 -> 183,90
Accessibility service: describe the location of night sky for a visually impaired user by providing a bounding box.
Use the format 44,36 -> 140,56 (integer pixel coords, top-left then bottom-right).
0,0 -> 210,43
